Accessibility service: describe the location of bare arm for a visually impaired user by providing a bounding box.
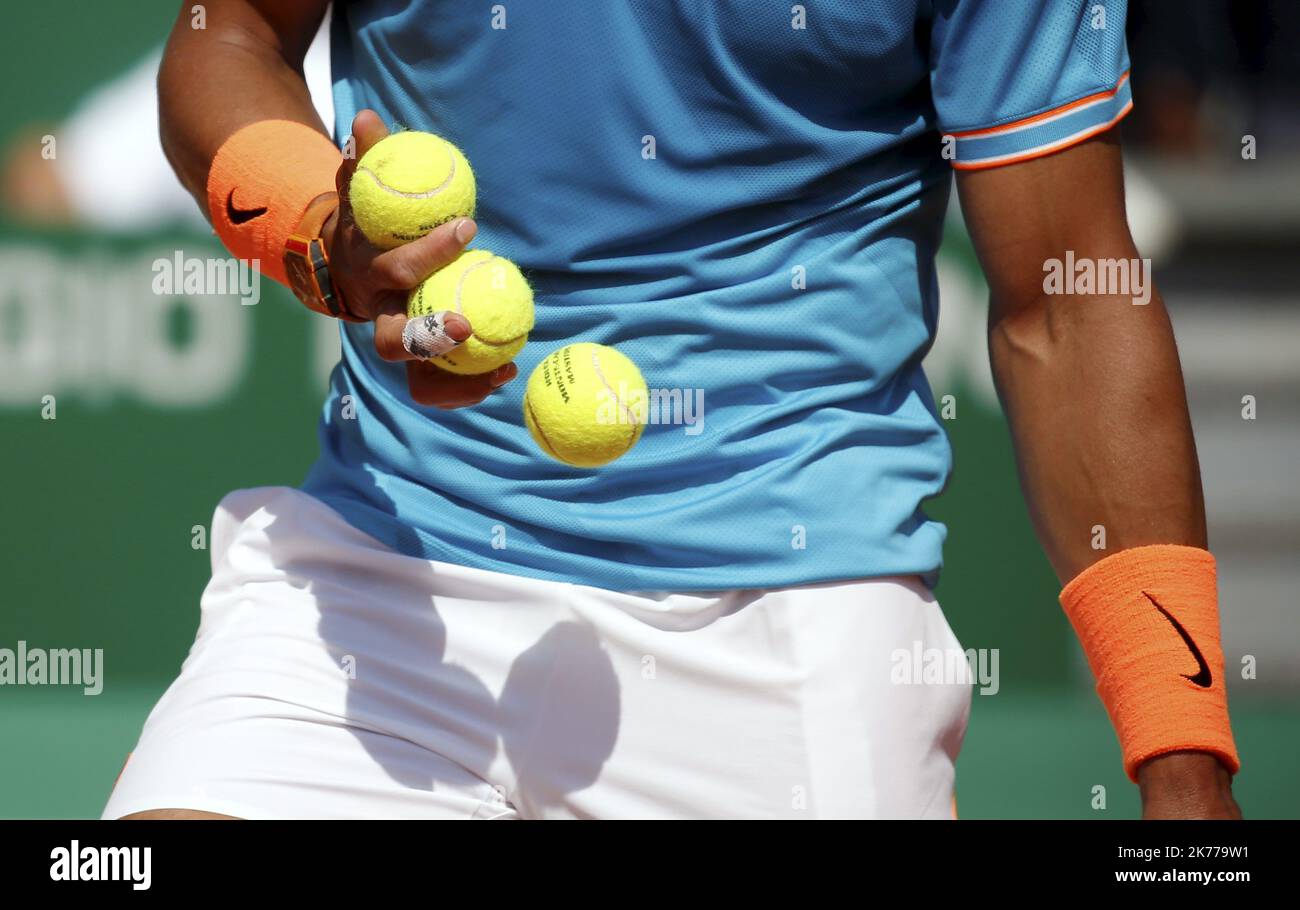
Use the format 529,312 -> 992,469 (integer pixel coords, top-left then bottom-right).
956,132 -> 1237,818
957,132 -> 1204,580
157,0 -> 517,405
158,0 -> 330,216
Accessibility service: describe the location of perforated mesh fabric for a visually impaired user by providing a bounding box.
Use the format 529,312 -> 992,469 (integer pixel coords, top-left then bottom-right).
303,0 -> 1131,590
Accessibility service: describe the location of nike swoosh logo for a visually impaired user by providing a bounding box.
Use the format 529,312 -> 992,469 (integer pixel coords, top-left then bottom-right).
226,189 -> 267,225
1144,592 -> 1212,688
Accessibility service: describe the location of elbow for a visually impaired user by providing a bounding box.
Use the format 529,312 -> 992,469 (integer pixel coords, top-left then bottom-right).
987,292 -> 1064,385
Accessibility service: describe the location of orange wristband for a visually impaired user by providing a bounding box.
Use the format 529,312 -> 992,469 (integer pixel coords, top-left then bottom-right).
206,120 -> 342,285
1059,544 -> 1239,781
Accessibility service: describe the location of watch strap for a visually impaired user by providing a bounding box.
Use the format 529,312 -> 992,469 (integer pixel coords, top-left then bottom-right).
284,192 -> 363,322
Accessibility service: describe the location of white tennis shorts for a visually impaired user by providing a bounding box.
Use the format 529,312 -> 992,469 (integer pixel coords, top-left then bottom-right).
104,487 -> 970,819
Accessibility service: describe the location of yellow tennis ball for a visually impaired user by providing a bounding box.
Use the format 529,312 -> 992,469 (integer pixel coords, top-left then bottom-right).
407,250 -> 535,375
349,131 -> 475,250
523,343 -> 647,468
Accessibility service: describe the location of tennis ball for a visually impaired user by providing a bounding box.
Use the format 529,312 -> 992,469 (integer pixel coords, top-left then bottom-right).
523,343 -> 647,468
349,131 -> 475,250
407,250 -> 534,375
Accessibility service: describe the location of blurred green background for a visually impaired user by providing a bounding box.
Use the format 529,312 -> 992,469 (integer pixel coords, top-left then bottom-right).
1,1 -> 1296,819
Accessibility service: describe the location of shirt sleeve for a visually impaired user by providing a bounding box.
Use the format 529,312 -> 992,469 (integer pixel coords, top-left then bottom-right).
930,0 -> 1133,170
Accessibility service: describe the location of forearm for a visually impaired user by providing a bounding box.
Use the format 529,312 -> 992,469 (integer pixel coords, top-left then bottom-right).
958,116 -> 1237,818
990,275 -> 1240,806
989,283 -> 1206,582
158,0 -> 329,216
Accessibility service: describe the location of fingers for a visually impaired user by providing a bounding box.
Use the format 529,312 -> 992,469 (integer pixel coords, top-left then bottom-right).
407,361 -> 519,409
366,217 -> 478,361
336,110 -> 390,203
368,217 -> 476,290
351,110 -> 390,160
402,311 -> 473,361
333,109 -> 514,412
368,217 -> 478,362
374,310 -> 471,362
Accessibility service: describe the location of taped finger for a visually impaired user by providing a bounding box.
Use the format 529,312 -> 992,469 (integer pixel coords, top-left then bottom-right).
403,311 -> 462,360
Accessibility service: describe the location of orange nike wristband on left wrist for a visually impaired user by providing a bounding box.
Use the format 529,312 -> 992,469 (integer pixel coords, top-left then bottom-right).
1059,544 -> 1240,782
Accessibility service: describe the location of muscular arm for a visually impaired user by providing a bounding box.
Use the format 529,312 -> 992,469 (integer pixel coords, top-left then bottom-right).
956,132 -> 1237,817
157,0 -> 516,406
957,132 -> 1204,581
159,0 -> 330,216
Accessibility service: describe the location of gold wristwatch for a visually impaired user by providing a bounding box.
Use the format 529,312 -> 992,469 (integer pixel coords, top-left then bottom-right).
284,191 -> 364,322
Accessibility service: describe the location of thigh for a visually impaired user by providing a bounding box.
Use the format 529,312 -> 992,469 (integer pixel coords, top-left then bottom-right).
104,694 -> 516,820
103,486 -> 520,820
534,575 -> 970,819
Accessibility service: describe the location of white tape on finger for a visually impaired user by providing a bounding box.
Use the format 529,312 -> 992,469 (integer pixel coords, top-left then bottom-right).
402,312 -> 461,360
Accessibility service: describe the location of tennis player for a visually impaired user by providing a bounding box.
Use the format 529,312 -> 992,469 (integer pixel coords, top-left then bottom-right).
105,0 -> 1239,819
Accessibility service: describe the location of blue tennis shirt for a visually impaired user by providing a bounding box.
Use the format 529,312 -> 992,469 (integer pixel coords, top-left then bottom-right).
304,0 -> 1132,590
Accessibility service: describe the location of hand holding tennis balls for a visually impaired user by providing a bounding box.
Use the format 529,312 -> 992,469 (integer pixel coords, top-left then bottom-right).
524,343 -> 648,467
342,118 -> 534,384
323,111 -> 515,408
